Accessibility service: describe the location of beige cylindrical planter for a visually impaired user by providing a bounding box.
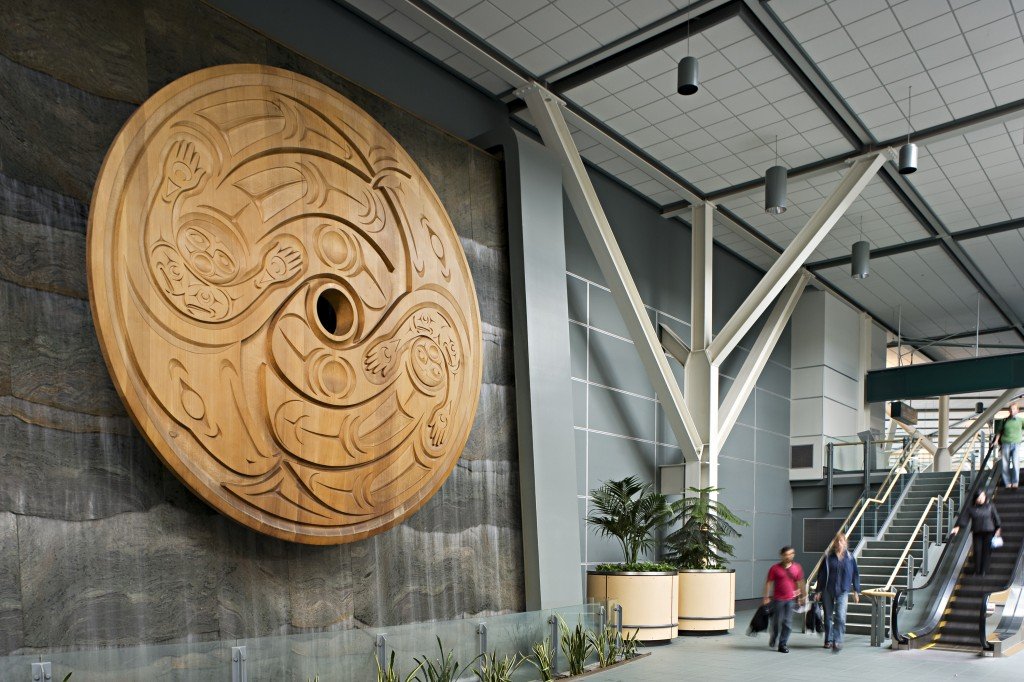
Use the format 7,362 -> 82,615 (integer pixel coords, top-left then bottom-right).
677,569 -> 735,633
586,571 -> 679,642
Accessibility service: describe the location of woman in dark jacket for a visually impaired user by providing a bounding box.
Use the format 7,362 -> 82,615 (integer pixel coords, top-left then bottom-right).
815,532 -> 860,653
951,490 -> 1002,575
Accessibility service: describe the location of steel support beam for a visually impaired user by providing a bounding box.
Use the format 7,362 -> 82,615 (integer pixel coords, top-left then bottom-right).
658,323 -> 690,366
936,395 -> 951,471
949,388 -> 1020,455
892,419 -> 937,457
519,83 -> 703,460
707,152 -> 887,364
718,270 -> 810,445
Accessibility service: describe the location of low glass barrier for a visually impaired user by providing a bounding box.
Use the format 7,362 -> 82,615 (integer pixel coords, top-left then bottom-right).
0,604 -> 605,680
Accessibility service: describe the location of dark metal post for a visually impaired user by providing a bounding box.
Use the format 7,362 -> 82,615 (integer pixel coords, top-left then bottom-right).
231,646 -> 248,682
614,604 -> 623,638
375,634 -> 387,668
921,525 -> 929,576
948,499 -> 955,536
477,623 -> 488,657
863,441 -> 871,498
907,556 -> 915,610
549,615 -> 559,672
826,442 -> 834,511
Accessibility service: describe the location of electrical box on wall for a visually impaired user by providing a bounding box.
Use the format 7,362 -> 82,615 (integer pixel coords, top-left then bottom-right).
890,401 -> 918,425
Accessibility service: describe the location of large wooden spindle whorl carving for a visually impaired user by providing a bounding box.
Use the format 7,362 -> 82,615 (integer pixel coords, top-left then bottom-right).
87,65 -> 482,544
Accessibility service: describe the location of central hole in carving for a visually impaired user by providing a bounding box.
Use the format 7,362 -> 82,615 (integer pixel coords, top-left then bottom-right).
316,288 -> 354,338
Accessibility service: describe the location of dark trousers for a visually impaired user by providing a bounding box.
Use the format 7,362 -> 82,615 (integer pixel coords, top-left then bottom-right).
973,531 -> 994,575
769,598 -> 794,648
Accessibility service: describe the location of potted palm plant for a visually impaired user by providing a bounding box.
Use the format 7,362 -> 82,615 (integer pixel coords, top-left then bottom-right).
585,476 -> 679,642
664,486 -> 747,634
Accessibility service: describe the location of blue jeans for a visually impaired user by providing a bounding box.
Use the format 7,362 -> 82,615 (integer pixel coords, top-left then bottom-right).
1002,443 -> 1020,486
769,598 -> 794,648
822,591 -> 849,645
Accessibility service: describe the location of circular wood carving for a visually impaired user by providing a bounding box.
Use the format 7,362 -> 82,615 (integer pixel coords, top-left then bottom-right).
88,65 -> 482,544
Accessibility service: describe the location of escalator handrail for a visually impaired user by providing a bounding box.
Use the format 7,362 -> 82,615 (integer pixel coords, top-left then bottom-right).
891,445 -> 999,645
979,487 -> 1024,651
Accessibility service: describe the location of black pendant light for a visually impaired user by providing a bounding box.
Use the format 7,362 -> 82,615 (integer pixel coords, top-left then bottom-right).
851,215 -> 869,279
677,10 -> 699,95
764,135 -> 787,214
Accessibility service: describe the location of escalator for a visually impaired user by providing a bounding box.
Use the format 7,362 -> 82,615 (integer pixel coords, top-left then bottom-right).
893,452 -> 1024,655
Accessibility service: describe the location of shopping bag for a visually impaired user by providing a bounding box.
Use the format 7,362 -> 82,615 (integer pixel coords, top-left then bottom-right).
992,535 -> 1004,549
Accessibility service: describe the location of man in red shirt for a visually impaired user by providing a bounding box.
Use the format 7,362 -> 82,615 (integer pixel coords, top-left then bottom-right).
762,546 -> 805,653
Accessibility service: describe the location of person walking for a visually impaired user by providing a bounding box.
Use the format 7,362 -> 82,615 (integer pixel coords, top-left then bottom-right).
951,490 -> 1002,575
816,532 -> 860,653
994,402 -> 1022,488
763,546 -> 804,653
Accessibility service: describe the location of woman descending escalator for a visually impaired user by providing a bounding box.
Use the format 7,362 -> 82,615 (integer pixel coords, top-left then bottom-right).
815,532 -> 861,653
951,490 -> 1002,576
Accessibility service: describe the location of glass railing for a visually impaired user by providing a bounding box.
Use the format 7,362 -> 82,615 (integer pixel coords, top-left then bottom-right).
0,604 -> 604,681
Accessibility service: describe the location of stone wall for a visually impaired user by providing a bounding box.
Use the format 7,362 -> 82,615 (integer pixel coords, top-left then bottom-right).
0,0 -> 521,655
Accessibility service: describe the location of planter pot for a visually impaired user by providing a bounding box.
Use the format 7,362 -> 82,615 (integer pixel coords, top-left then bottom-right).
586,571 -> 678,642
677,569 -> 735,633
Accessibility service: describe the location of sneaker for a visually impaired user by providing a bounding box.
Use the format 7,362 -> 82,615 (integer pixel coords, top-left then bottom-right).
768,639 -> 776,649
822,642 -> 832,649
778,646 -> 789,653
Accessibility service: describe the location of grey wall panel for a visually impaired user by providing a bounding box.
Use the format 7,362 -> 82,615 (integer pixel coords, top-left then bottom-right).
719,456 -> 757,510
586,432 -> 657,492
756,429 -> 791,470
755,389 -> 791,435
567,275 -> 587,324
589,331 -> 654,399
587,385 -> 656,443
755,465 -> 794,514
575,429 -> 588,496
733,561 -> 755,601
587,285 -> 630,340
573,381 -> 588,427
755,513 -> 794,561
569,323 -> 588,381
758,360 -> 792,397
721,424 -> 757,463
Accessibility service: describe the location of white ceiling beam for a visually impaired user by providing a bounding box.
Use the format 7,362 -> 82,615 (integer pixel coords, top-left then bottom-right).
519,82 -> 704,461
708,152 -> 887,365
949,388 -> 1021,455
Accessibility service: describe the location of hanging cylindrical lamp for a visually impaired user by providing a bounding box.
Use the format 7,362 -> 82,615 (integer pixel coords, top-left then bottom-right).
677,11 -> 698,95
764,165 -> 787,214
764,135 -> 787,214
898,85 -> 917,174
677,56 -> 699,95
851,240 -> 870,279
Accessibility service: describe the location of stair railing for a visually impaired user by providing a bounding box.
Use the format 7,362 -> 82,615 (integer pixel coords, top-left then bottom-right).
880,432 -> 982,593
806,445 -> 917,592
979,490 -> 1024,653
891,448 -> 1001,646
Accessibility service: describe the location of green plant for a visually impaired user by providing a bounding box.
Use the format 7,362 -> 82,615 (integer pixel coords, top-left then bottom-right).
414,636 -> 480,682
663,486 -> 748,570
586,477 -> 670,566
594,561 -> 675,573
377,650 -> 423,682
621,630 -> 642,660
587,625 -> 623,668
558,616 -> 595,676
527,638 -> 555,681
472,651 -> 524,682
62,675 -> 73,682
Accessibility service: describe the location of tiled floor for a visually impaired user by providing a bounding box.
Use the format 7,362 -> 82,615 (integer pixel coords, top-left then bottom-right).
588,610 -> 1022,681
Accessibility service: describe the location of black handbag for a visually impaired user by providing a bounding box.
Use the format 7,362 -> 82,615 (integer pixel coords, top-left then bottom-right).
805,602 -> 824,634
747,604 -> 773,635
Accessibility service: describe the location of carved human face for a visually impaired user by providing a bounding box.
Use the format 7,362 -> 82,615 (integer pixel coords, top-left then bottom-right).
88,66 -> 482,544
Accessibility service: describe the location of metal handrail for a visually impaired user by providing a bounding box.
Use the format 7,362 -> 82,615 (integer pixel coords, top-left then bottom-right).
807,445 -> 917,589
890,447 -> 1000,646
884,436 -> 987,589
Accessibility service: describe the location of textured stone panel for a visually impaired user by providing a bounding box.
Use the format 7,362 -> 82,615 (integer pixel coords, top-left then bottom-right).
2,282 -> 123,416
0,213 -> 87,298
0,0 -> 148,102
0,512 -> 21,655
0,53 -> 136,201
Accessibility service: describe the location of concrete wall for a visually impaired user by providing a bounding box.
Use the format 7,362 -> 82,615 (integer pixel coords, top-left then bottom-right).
564,171 -> 794,600
0,0 -> 522,656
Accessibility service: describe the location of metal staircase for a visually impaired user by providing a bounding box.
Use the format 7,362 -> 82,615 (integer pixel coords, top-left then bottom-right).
845,472 -> 957,635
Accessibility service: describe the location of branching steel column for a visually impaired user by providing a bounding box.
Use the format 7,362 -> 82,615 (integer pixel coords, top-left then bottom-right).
519,83 -> 703,460
892,419 -> 937,456
686,203 -> 718,490
707,152 -> 887,364
718,271 -> 810,445
949,388 -> 1020,455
